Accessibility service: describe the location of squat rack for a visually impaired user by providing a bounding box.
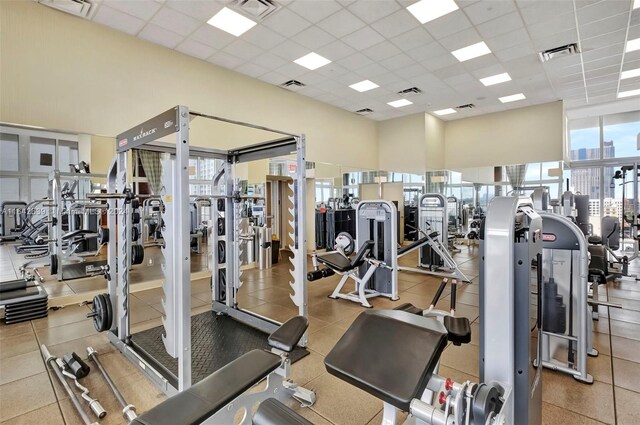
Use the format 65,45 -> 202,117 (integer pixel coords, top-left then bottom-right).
102,106 -> 308,395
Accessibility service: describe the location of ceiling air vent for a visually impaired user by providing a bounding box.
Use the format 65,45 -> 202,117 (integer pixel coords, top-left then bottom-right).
456,103 -> 475,109
538,43 -> 580,62
230,0 -> 281,20
34,0 -> 98,18
355,108 -> 374,115
281,80 -> 305,91
397,87 -> 422,96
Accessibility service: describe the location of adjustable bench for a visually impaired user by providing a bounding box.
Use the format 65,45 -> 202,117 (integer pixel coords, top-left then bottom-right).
131,316 -> 315,425
61,229 -> 98,241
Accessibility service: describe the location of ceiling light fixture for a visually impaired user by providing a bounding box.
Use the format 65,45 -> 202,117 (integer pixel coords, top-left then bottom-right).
294,52 -> 332,70
406,0 -> 459,24
349,80 -> 380,92
451,41 -> 492,62
626,38 -> 640,53
634,0 -> 640,9
499,93 -> 526,103
618,88 -> 640,98
207,7 -> 256,37
433,108 -> 457,116
388,99 -> 413,108
480,73 -> 512,86
621,68 -> 640,80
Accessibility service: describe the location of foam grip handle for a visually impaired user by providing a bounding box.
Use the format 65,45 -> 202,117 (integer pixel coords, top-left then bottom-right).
322,268 -> 335,278
307,270 -> 324,281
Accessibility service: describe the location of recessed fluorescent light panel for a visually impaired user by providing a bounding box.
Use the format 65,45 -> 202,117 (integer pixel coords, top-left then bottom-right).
433,108 -> 456,116
618,89 -> 640,98
388,99 -> 413,108
499,93 -> 526,103
407,0 -> 459,24
626,38 -> 640,53
207,7 -> 256,37
294,52 -> 331,70
451,42 -> 492,62
621,68 -> 640,80
480,72 -> 512,86
634,0 -> 640,9
349,80 -> 379,92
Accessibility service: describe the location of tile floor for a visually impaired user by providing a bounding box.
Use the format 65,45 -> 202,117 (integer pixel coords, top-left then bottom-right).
1,245 -> 640,424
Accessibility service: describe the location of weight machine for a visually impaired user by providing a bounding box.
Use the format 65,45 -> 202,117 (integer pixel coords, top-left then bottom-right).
87,106 -> 313,411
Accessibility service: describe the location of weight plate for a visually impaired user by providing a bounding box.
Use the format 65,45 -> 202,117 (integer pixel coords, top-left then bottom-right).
131,199 -> 140,209
98,227 -> 109,244
217,217 -> 225,236
90,293 -> 111,332
336,232 -> 355,256
132,212 -> 141,225
218,240 -> 226,264
131,226 -> 139,242
217,199 -> 225,212
131,244 -> 145,265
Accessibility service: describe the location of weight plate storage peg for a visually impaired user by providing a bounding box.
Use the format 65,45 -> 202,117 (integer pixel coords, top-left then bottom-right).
131,244 -> 145,265
87,293 -> 112,332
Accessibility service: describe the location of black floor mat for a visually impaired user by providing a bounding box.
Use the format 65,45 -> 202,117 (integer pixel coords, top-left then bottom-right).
131,311 -> 310,387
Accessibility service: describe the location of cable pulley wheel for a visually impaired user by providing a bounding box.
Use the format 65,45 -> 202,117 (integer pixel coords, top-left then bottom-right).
131,244 -> 145,265
87,293 -> 112,332
335,232 -> 355,255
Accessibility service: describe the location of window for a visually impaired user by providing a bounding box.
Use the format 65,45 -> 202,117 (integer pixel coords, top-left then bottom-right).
29,137 -> 56,173
569,117 -> 600,160
0,177 -> 19,204
0,133 -> 19,172
58,140 -> 79,171
315,180 -> 333,203
603,111 -> 640,159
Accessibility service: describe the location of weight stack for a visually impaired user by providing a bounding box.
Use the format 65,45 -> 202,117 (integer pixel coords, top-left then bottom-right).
542,279 -> 566,334
3,291 -> 48,324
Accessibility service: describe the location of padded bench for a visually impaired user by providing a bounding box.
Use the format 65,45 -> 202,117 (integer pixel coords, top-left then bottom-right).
325,310 -> 448,412
316,240 -> 374,273
131,316 -> 309,425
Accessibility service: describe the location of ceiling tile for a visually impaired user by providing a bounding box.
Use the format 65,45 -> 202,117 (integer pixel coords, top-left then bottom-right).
241,26 -> 286,51
164,0 -> 222,22
102,0 -> 162,20
432,63 -> 468,80
263,8 -> 312,38
438,27 -> 483,51
362,41 -> 402,61
460,54 -> 500,72
315,62 -> 351,78
150,6 -> 201,37
518,1 -> 575,26
251,52 -> 288,70
577,1 -> 631,23
470,63 -> 508,80
190,24 -> 236,49
337,52 -> 374,70
295,25 -> 337,50
423,10 -> 473,40
139,24 -> 183,49
395,63 -> 427,79
347,0 -> 402,24
276,61 -> 310,79
287,0 -> 343,23
463,0 -> 517,25
579,15 -> 629,40
581,30 -> 626,52
530,28 -> 579,52
342,26 -> 386,50
389,27 -> 433,52
370,9 -> 418,39
92,5 -> 146,35
316,40 -> 358,61
476,12 -> 525,39
175,39 -> 217,59
422,54 -> 459,72
207,51 -> 245,69
258,70 -> 289,85
317,9 -> 366,38
584,65 -> 620,79
358,62 -> 395,78
493,41 -> 536,62
235,62 -> 268,78
406,41 -> 448,62
270,39 -> 310,61
379,53 -> 415,71
486,28 -> 531,52
223,39 -> 263,61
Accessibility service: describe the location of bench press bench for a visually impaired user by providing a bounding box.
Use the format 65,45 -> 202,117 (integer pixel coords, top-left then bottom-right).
131,316 -> 314,425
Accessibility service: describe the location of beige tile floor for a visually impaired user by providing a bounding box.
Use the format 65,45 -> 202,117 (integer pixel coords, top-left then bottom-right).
1,245 -> 640,424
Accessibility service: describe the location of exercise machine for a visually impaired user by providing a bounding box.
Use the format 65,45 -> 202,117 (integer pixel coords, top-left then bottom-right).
310,200 -> 399,308
398,193 -> 469,282
86,107 -> 314,413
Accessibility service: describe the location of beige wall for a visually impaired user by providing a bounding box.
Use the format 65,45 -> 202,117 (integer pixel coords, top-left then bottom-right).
425,113 -> 445,170
444,101 -> 564,169
90,135 -> 116,182
377,113 -> 426,174
0,1 -> 378,171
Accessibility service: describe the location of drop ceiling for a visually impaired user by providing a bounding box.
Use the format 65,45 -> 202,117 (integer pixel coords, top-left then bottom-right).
61,0 -> 640,120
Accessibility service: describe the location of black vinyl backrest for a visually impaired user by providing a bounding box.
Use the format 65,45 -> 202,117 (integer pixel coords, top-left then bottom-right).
351,240 -> 374,268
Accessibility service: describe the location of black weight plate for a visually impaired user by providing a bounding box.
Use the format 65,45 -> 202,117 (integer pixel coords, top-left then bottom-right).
132,212 -> 141,225
131,226 -> 139,242
131,199 -> 140,209
131,244 -> 145,265
50,254 -> 58,275
91,294 -> 107,332
217,199 -> 225,212
217,240 -> 226,264
217,217 -> 225,236
98,227 -> 109,244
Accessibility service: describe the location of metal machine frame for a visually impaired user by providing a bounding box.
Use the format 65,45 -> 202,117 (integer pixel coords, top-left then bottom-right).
480,196 -> 543,425
102,106 -> 310,398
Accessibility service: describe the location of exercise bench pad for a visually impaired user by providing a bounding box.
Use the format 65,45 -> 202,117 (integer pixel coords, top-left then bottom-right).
268,316 -> 308,353
325,310 -> 448,412
253,398 -> 313,425
316,252 -> 354,272
131,349 -> 281,425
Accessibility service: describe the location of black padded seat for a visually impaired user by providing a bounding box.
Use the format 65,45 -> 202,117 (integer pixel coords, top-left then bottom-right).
394,303 -> 424,316
325,310 -> 447,412
316,252 -> 354,272
252,398 -> 313,425
398,237 -> 429,256
131,349 -> 281,425
443,316 -> 471,346
588,235 -> 602,245
268,316 -> 308,353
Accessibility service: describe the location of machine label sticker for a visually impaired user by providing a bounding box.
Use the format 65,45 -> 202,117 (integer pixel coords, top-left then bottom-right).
542,233 -> 556,242
118,138 -> 128,147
